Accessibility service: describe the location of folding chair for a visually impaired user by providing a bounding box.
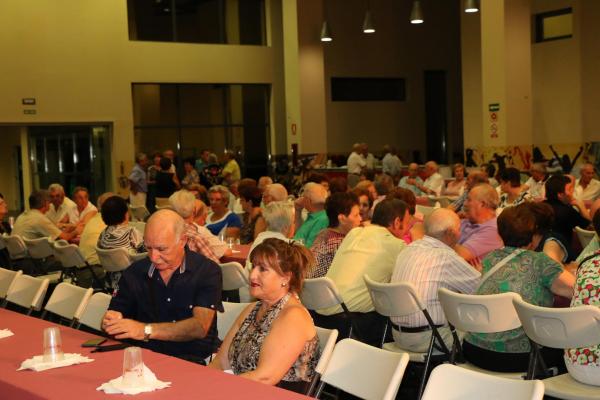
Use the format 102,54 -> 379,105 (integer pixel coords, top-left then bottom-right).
24,237 -> 62,277
41,282 -> 93,327
575,226 -> 596,250
437,288 -> 526,379
217,301 -> 250,340
513,297 -> 600,399
129,205 -> 150,222
314,338 -> 409,400
95,246 -> 133,290
307,327 -> 339,396
301,277 -> 361,340
422,363 -> 544,400
54,241 -> 103,289
4,234 -> 37,274
129,221 -> 146,235
77,292 -> 112,331
0,267 -> 22,300
416,205 -> 436,218
220,262 -> 249,301
3,274 -> 49,315
364,275 -> 451,399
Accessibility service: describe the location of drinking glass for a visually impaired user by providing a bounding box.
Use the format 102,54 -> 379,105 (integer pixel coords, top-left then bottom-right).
121,347 -> 144,387
43,327 -> 64,363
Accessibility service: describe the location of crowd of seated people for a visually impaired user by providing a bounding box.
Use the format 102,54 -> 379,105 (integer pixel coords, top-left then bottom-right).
7,144 -> 600,393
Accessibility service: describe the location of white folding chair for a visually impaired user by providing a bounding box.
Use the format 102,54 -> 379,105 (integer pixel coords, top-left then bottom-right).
575,226 -> 596,249
129,205 -> 150,222
77,292 -> 112,331
129,221 -> 146,235
437,288 -> 526,379
54,241 -> 103,288
513,297 -> 600,399
4,234 -> 28,260
220,262 -> 250,301
307,327 -> 339,396
422,364 -> 544,400
314,338 -> 409,400
3,274 -> 49,315
416,205 -> 436,218
217,301 -> 250,341
0,267 -> 22,300
155,197 -> 170,209
301,277 -> 359,339
364,275 -> 451,398
96,246 -> 134,289
23,237 -> 63,280
41,282 -> 93,327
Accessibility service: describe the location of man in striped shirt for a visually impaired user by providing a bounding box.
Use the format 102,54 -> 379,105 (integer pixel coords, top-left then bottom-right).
391,208 -> 481,353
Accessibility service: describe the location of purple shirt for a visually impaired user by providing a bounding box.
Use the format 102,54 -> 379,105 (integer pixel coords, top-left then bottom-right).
459,218 -> 503,260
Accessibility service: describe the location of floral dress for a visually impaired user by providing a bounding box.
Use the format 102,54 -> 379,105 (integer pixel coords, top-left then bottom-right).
564,250 -> 600,385
228,293 -> 320,392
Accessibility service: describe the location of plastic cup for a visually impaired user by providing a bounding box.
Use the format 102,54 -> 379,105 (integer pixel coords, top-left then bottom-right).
121,347 -> 144,387
43,327 -> 64,363
227,237 -> 235,249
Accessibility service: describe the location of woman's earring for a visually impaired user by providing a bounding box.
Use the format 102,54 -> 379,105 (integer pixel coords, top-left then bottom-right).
281,282 -> 287,287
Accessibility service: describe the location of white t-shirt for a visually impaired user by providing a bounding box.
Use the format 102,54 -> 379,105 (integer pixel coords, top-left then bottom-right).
347,152 -> 366,175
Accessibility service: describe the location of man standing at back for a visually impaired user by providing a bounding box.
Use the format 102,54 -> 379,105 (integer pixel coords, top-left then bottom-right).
102,209 -> 223,363
129,153 -> 148,208
347,143 -> 366,188
391,208 -> 480,352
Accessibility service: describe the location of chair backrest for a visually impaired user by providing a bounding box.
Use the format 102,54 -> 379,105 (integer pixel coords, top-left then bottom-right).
315,327 -> 338,375
220,262 -> 250,291
129,221 -> 146,235
217,301 -> 250,340
421,363 -> 544,400
416,205 -> 435,218
24,237 -> 54,259
4,234 -> 28,259
6,274 -> 49,311
0,267 -> 22,299
78,292 -> 112,331
438,288 -> 522,333
301,277 -> 345,310
53,241 -> 87,269
129,205 -> 150,222
364,275 -> 426,317
155,197 -> 170,208
44,282 -> 93,321
513,297 -> 600,349
575,226 -> 596,249
95,246 -> 132,272
318,338 -> 409,400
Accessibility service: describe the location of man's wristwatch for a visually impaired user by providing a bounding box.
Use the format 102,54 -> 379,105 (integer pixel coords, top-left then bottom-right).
143,324 -> 152,342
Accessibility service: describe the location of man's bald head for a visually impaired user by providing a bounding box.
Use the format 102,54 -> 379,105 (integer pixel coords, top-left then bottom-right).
425,208 -> 461,246
147,209 -> 185,241
466,171 -> 489,190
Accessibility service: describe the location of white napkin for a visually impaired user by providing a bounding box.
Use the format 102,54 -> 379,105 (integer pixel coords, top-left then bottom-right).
0,329 -> 14,339
97,364 -> 171,395
231,250 -> 241,253
18,353 -> 94,372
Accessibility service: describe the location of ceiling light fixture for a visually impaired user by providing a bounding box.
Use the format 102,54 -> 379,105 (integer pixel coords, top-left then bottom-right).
320,21 -> 332,42
410,0 -> 424,24
363,0 -> 375,34
464,0 -> 479,13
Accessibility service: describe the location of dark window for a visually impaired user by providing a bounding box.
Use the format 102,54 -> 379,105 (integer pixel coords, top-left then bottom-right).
127,0 -> 265,45
331,78 -> 406,102
535,8 -> 572,43
132,83 -> 270,179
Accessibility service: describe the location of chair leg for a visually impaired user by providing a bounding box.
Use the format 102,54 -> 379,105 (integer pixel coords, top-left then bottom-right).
380,319 -> 390,348
26,306 -> 34,316
417,331 -> 437,400
40,310 -> 48,320
314,381 -> 327,399
306,373 -> 321,396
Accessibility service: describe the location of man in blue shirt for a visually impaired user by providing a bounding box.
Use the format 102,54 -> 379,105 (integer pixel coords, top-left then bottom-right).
294,182 -> 329,248
103,209 -> 223,362
128,153 -> 148,207
398,163 -> 424,196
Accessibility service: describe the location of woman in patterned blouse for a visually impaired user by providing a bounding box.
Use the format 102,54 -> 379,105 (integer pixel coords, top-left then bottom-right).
565,211 -> 600,386
209,238 -> 321,393
497,167 -> 532,214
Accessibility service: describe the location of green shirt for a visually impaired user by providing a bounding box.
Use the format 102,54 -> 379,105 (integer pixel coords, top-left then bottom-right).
465,247 -> 563,353
294,210 -> 328,248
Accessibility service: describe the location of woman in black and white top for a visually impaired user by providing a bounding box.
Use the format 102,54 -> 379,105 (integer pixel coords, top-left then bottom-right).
97,196 -> 144,253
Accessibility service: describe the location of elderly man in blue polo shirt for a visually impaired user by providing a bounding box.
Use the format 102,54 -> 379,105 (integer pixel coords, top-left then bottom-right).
102,209 -> 223,363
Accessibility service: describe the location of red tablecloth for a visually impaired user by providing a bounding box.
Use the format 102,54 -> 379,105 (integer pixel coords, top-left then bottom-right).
220,244 -> 251,264
0,308 -> 308,400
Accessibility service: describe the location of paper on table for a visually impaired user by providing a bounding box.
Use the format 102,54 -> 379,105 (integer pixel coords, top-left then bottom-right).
18,353 -> 94,372
97,364 -> 171,395
231,250 -> 241,253
0,329 -> 14,339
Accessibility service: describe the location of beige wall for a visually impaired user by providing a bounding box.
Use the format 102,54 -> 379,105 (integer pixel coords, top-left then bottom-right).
306,0 -> 463,162
0,0 -> 283,202
580,1 -> 600,142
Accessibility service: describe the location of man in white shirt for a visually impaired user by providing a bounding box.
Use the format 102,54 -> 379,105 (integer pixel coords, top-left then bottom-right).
523,163 -> 547,201
391,208 -> 480,352
67,186 -> 98,235
382,145 -> 402,179
361,143 -> 377,170
347,143 -> 366,188
574,163 -> 600,202
316,198 -> 409,345
417,161 -> 445,196
46,183 -> 76,225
